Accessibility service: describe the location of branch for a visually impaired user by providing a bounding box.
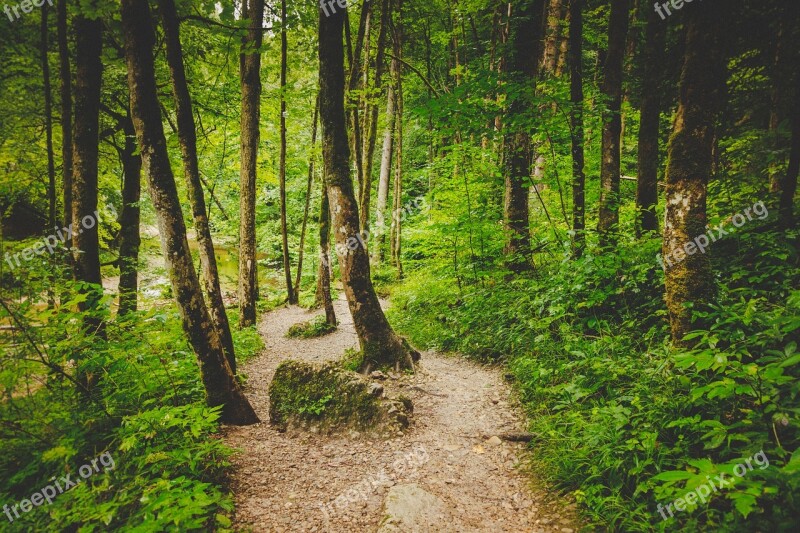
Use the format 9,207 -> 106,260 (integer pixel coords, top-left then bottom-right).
386,52 -> 443,97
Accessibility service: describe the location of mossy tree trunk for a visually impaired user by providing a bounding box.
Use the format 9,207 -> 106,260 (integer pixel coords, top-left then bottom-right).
663,1 -> 724,345
158,0 -> 237,373
238,0 -> 265,328
318,2 -> 417,372
120,0 -> 258,425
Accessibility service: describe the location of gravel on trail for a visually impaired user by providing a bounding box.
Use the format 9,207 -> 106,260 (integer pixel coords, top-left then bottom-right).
224,296 -> 579,532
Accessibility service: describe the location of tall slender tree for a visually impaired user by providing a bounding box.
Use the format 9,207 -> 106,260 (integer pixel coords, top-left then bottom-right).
238,0 -> 265,327
116,110 -> 141,316
635,0 -> 665,236
316,178 -> 337,327
295,98 -> 320,297
597,0 -> 629,245
120,0 -> 258,425
502,0 -> 544,272
158,0 -> 238,372
279,0 -> 295,304
41,3 -> 56,229
360,0 -> 392,231
662,0 -> 724,344
57,0 -> 72,237
373,49 -> 399,264
318,1 -> 418,372
569,0 -> 586,257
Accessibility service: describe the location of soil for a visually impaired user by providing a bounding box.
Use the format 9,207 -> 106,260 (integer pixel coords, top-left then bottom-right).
223,296 -> 579,532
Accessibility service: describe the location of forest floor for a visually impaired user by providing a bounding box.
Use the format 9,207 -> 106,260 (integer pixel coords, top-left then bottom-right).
223,295 -> 579,532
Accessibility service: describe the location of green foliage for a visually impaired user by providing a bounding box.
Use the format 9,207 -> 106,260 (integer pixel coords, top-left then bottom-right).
392,225 -> 800,531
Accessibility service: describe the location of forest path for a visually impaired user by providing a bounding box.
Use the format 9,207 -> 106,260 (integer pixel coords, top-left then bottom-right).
224,296 -> 578,532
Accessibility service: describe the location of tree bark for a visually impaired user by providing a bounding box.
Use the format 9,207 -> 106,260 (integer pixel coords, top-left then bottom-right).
158,0 -> 237,373
779,71 -> 799,230
71,6 -> 104,364
348,1 -> 371,209
295,97 -> 320,296
238,0 -> 265,327
541,0 -> 562,76
318,2 -> 418,372
117,111 -> 141,316
360,0 -> 392,232
635,0 -> 665,236
390,2 -> 404,277
57,0 -> 72,238
662,1 -> 723,345
502,0 -> 544,272
279,0 -> 296,304
41,3 -> 57,229
373,54 -> 398,264
120,0 -> 258,425
569,0 -> 586,257
597,0 -> 629,246
316,177 -> 337,327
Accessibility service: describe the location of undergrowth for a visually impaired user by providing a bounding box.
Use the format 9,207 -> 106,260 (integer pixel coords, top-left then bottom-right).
389,224 -> 800,532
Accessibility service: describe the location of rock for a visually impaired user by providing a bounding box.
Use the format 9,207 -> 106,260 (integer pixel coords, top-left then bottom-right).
368,383 -> 385,397
486,435 -> 503,446
377,484 -> 452,532
370,370 -> 388,380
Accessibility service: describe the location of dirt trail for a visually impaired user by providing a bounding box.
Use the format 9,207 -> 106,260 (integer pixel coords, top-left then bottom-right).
224,296 -> 578,532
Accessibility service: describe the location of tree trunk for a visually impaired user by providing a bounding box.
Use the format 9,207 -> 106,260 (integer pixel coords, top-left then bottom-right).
390,2 -> 404,277
391,66 -> 403,278
360,0 -> 392,232
662,1 -> 723,345
635,0 -> 665,236
318,2 -> 418,372
316,178 -> 337,326
597,0 -> 629,246
57,0 -> 72,237
541,0 -> 562,76
238,0 -> 265,327
158,0 -> 237,373
502,0 -> 544,273
120,0 -> 258,425
41,3 -> 56,229
373,54 -> 398,264
279,0 -> 295,304
117,111 -> 141,316
295,97 -> 320,296
348,1 -> 370,207
779,72 -> 799,230
569,0 -> 586,257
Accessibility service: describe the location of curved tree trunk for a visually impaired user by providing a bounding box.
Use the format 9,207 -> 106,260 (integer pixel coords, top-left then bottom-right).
120,0 -> 258,425
158,0 -> 238,373
662,0 -> 724,345
635,0 -> 665,236
318,2 -> 418,372
238,0 -> 265,327
597,0 -> 629,246
569,0 -> 586,257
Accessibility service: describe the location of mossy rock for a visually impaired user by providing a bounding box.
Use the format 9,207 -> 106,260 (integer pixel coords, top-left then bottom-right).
268,360 -> 412,436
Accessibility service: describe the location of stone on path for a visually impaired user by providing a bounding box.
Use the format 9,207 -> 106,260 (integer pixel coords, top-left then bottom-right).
378,484 -> 453,533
